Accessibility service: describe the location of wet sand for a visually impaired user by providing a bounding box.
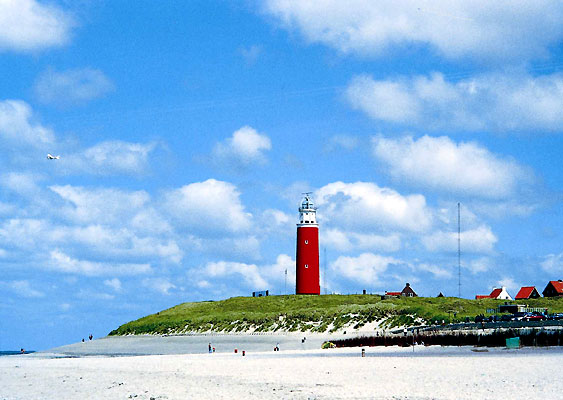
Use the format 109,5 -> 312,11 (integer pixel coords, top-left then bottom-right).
38,333 -> 330,357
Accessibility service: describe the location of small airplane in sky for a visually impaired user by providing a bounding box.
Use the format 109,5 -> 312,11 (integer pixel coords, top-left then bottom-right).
46,154 -> 60,160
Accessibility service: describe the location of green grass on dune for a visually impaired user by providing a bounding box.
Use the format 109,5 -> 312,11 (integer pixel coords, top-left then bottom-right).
109,295 -> 563,336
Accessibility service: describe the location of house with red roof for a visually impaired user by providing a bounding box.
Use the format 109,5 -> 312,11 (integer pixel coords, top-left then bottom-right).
385,283 -> 418,298
542,280 -> 563,297
515,286 -> 541,300
489,287 -> 512,300
475,286 -> 512,300
401,283 -> 417,297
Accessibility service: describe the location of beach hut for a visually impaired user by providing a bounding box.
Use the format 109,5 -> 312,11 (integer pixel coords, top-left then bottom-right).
542,280 -> 563,297
514,286 -> 541,300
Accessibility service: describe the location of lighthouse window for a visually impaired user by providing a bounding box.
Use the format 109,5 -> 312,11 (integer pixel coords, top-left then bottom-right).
305,264 -> 309,268
305,240 -> 308,244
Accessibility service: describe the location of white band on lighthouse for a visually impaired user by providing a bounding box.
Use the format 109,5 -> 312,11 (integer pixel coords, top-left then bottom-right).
297,193 -> 318,227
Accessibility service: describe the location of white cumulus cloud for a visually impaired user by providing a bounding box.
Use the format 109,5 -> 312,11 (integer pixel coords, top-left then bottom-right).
50,185 -> 150,225
0,0 -> 74,52
0,218 -> 50,249
330,253 -> 400,284
263,1 -> 563,61
212,126 -> 271,167
322,228 -> 400,253
62,140 -> 156,176
205,260 -> 268,289
260,254 -> 296,287
416,263 -> 453,279
467,257 -> 492,274
0,100 -> 54,146
540,253 -> 563,274
422,226 -> 497,253
104,278 -> 122,292
1,280 -> 44,298
262,209 -> 290,226
347,73 -> 563,133
315,181 -> 432,232
0,172 -> 42,196
163,179 -> 252,234
49,250 -> 152,276
372,135 -> 530,198
142,278 -> 176,295
496,277 -> 518,295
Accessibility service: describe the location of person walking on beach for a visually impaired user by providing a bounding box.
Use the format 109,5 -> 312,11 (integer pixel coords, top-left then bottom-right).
208,343 -> 212,353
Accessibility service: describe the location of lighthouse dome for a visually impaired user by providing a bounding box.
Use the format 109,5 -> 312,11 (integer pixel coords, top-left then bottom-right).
300,195 -> 315,210
298,194 -> 318,226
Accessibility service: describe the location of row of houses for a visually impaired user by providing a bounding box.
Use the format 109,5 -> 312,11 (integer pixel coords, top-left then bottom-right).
475,280 -> 563,300
383,281 -> 563,300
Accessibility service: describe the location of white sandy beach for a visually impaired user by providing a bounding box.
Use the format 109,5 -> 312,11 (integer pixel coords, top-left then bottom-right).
1,335 -> 562,399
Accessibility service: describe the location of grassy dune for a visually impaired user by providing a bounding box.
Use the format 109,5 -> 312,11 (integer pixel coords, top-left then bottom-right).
109,295 -> 563,336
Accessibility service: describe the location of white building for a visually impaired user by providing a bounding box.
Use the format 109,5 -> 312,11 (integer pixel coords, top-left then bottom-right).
489,286 -> 513,300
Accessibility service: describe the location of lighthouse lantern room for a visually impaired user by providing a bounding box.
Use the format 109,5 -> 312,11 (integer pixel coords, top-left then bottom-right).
296,193 -> 320,295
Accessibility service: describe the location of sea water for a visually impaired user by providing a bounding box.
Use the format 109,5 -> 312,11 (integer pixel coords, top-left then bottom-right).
0,351 -> 35,356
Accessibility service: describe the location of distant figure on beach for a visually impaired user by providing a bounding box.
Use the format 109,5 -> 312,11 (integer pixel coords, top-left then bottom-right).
82,338 -> 85,342
20,348 -> 25,354
89,334 -> 93,341
208,343 -> 212,353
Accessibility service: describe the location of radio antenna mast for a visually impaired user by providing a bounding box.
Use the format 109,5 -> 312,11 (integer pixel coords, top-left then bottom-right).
458,202 -> 461,298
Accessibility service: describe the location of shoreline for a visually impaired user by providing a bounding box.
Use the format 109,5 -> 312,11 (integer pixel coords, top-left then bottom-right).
34,332 -> 340,358
26,332 -> 563,359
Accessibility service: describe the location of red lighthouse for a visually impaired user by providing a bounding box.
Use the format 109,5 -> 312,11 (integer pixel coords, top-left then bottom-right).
296,193 -> 320,295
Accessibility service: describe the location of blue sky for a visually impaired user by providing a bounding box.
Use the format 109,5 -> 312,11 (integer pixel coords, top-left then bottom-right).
1,0 -> 563,350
